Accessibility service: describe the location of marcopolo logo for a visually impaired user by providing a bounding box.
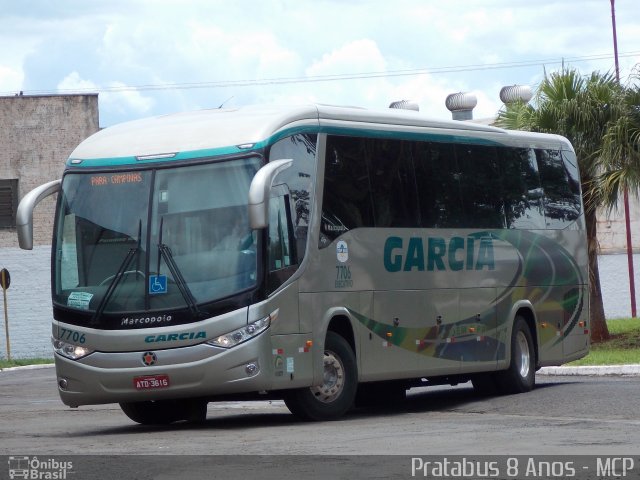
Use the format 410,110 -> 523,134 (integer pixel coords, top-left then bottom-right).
384,234 -> 495,272
8,456 -> 73,479
121,314 -> 172,326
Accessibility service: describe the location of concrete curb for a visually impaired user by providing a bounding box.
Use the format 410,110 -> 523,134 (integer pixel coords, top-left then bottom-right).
0,363 -> 54,372
538,364 -> 640,376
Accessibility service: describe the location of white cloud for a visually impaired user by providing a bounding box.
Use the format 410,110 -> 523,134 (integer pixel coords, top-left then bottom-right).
100,24 -> 138,68
388,74 -> 454,118
102,82 -> 156,115
57,71 -> 98,93
57,71 -> 155,116
290,39 -> 391,108
472,89 -> 503,121
7,0 -> 637,126
228,31 -> 300,79
0,65 -> 24,93
307,39 -> 387,77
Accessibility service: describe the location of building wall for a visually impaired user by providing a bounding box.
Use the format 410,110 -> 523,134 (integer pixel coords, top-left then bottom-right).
0,94 -> 98,359
0,246 -> 52,359
597,195 -> 640,254
0,94 -> 99,248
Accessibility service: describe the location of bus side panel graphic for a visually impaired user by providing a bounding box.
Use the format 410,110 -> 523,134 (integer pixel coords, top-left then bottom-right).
350,230 -> 586,363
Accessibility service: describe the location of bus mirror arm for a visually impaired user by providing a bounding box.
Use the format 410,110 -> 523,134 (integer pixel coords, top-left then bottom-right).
16,179 -> 61,250
248,159 -> 293,229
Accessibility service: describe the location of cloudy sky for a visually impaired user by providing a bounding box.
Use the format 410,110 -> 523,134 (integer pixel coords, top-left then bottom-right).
1,0 -> 638,127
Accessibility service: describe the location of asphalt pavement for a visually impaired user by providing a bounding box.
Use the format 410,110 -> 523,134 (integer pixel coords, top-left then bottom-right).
2,363 -> 640,375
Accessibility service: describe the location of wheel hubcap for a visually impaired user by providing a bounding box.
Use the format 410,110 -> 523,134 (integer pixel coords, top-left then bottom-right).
515,331 -> 531,378
310,350 -> 345,404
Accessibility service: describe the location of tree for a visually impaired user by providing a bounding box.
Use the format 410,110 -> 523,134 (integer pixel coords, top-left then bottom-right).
596,71 -> 640,210
496,68 -> 640,342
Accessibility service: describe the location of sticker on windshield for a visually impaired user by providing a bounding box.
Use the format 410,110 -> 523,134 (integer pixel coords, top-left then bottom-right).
67,291 -> 94,310
336,240 -> 349,263
149,275 -> 168,295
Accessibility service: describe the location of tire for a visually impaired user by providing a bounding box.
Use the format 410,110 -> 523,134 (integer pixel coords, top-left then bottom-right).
119,398 -> 207,425
283,331 -> 357,421
494,316 -> 536,394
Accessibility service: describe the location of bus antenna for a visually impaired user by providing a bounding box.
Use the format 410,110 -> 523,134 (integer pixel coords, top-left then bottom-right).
218,96 -> 234,109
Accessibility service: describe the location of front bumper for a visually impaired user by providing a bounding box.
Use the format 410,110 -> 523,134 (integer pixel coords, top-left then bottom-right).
55,332 -> 274,407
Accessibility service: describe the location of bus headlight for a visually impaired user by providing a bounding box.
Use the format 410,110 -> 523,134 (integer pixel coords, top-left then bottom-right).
207,314 -> 272,349
52,337 -> 94,360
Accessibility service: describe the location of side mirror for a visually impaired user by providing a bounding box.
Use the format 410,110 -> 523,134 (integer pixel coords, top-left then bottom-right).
248,159 -> 292,229
16,179 -> 61,250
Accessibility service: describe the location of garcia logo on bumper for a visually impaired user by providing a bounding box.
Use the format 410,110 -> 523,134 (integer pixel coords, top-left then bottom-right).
144,331 -> 207,343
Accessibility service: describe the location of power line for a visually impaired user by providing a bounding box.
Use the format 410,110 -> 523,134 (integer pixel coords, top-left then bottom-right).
7,50 -> 640,96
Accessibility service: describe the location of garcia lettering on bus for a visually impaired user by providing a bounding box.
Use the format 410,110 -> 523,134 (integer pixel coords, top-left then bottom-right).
145,331 -> 207,343
384,234 -> 495,272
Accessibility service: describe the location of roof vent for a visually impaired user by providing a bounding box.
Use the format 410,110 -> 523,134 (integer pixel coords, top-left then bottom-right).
499,85 -> 533,104
389,100 -> 419,111
445,92 -> 477,120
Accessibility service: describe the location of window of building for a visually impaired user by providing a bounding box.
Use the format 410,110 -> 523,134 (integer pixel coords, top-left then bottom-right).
0,179 -> 19,228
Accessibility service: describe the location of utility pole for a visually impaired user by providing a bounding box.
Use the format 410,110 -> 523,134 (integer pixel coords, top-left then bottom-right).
610,0 -> 637,318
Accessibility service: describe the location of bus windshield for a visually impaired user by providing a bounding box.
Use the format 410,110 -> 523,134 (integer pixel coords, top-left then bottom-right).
53,157 -> 262,318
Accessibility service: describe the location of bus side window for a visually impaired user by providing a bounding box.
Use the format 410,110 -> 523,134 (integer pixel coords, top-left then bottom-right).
368,138 -> 420,228
536,149 -> 581,228
500,147 -> 545,230
267,193 -> 298,293
415,141 -> 465,228
268,134 -> 317,262
455,143 -> 504,228
320,135 -> 374,246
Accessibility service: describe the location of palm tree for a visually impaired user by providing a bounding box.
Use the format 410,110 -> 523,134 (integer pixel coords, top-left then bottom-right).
597,72 -> 640,208
496,68 -> 640,342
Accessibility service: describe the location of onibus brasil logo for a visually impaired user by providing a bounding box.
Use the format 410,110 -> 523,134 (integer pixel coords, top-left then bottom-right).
8,456 -> 73,479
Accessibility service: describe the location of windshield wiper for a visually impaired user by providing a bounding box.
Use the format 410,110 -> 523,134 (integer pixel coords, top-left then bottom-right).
157,216 -> 203,318
90,220 -> 142,325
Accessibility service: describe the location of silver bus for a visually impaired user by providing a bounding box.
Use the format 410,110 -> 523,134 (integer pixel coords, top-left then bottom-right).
17,104 -> 589,424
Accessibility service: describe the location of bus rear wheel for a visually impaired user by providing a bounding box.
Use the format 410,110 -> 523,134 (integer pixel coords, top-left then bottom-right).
283,331 -> 357,421
496,316 -> 536,394
119,398 -> 207,425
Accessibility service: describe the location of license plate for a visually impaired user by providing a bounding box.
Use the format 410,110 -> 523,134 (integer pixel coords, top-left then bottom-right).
133,374 -> 170,390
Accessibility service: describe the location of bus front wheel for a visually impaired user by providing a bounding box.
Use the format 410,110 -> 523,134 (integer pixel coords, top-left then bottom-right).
283,331 -> 357,421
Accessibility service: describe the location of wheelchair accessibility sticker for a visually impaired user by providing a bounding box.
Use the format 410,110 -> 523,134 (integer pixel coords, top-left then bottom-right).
149,275 -> 168,295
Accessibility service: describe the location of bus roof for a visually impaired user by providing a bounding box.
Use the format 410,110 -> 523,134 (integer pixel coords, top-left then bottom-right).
68,104 -> 572,165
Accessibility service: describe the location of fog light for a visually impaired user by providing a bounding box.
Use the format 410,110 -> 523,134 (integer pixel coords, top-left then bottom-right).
58,378 -> 68,390
245,362 -> 259,376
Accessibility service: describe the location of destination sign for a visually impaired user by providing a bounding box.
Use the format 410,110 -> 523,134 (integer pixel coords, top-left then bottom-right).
90,172 -> 143,186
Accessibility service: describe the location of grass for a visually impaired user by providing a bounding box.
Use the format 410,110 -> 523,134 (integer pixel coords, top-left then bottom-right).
568,317 -> 640,366
0,357 -> 53,369
1,319 -> 639,368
